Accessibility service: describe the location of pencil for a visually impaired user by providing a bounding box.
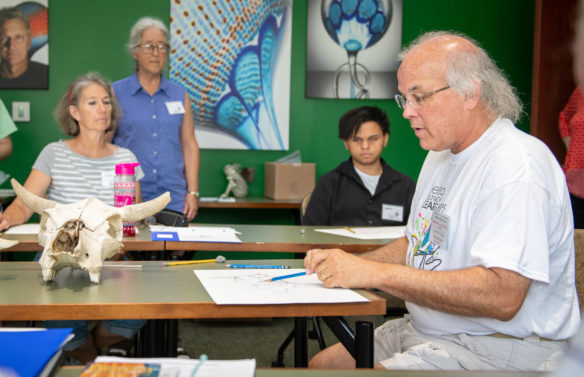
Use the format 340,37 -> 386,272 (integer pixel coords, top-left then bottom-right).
225,264 -> 290,269
162,259 -> 217,267
344,226 -> 356,234
266,271 -> 307,282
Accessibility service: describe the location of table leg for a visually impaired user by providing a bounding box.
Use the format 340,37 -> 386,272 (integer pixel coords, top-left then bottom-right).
165,319 -> 179,357
293,317 -> 308,367
322,316 -> 374,368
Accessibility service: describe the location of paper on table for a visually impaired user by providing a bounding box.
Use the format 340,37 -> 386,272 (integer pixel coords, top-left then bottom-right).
195,268 -> 369,305
3,223 -> 40,234
199,197 -> 236,202
315,226 -> 406,240
89,356 -> 255,377
150,225 -> 242,243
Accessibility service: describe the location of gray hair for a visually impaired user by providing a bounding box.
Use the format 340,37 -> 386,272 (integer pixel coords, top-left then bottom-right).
127,16 -> 168,54
0,7 -> 30,34
54,72 -> 120,136
399,31 -> 523,123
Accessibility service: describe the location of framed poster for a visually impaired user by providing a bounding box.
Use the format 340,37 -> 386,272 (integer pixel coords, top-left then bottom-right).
170,0 -> 292,150
0,0 -> 48,89
306,0 -> 402,99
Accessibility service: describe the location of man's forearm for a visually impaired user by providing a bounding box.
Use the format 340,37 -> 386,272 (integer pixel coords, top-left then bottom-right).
359,235 -> 408,264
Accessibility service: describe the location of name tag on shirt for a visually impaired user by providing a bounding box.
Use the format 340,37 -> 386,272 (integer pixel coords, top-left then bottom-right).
101,170 -> 114,188
431,211 -> 449,249
165,101 -> 185,115
382,204 -> 404,222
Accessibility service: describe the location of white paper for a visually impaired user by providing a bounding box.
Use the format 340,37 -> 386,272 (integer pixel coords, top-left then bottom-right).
315,226 -> 406,240
150,225 -> 242,243
93,356 -> 255,377
199,197 -> 236,202
3,223 -> 40,234
195,268 -> 369,305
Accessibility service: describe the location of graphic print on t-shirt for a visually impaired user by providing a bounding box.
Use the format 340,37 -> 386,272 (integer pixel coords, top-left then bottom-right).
407,185 -> 447,271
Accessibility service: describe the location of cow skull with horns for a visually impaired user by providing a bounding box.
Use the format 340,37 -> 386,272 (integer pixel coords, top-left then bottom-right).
11,179 -> 170,283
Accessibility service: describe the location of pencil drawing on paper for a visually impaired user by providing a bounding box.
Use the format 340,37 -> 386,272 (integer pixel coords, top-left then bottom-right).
194,269 -> 369,305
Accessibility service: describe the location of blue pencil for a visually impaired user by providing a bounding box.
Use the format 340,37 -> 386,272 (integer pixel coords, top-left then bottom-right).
267,271 -> 307,282
225,264 -> 290,269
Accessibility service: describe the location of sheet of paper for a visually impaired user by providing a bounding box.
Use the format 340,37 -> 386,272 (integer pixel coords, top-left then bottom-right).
195,268 -> 369,305
315,226 -> 406,240
150,225 -> 242,243
91,356 -> 255,377
199,197 -> 236,202
3,223 -> 40,234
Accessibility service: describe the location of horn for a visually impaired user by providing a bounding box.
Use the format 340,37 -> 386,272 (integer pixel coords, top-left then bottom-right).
119,192 -> 171,222
11,178 -> 57,215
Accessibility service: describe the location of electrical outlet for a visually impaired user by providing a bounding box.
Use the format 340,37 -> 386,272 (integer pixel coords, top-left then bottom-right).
12,101 -> 30,122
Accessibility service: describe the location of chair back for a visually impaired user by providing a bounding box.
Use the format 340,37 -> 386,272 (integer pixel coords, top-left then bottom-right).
300,191 -> 312,221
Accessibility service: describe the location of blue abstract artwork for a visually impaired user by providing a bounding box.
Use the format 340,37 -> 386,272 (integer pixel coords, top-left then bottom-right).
170,0 -> 291,150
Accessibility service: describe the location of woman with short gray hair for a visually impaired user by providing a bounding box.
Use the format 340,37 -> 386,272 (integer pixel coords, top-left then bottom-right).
109,16 -> 200,226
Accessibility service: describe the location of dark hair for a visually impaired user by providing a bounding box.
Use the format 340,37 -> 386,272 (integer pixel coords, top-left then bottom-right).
338,106 -> 390,140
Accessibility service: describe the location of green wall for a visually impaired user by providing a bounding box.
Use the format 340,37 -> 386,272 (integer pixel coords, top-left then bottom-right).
0,0 -> 535,198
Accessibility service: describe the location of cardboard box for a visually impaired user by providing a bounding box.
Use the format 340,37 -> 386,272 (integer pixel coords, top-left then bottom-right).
264,162 -> 315,200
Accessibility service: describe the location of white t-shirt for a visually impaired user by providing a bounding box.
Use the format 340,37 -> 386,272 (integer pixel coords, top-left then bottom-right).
405,118 -> 581,340
354,166 -> 381,196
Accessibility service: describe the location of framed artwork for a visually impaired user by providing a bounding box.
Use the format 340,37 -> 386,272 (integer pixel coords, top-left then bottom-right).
0,0 -> 48,89
170,0 -> 292,150
306,0 -> 402,99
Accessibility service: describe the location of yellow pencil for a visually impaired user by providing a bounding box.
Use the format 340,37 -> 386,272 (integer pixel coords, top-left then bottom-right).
344,226 -> 356,234
162,259 -> 217,267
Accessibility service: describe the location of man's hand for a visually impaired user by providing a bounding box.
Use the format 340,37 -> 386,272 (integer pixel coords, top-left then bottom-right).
304,248 -> 381,288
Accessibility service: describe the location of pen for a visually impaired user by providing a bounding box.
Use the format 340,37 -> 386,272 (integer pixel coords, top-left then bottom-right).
162,259 -> 217,267
344,226 -> 356,234
266,271 -> 307,282
225,264 -> 290,269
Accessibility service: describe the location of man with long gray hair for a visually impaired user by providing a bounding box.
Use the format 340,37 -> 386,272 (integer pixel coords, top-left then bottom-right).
304,31 -> 581,371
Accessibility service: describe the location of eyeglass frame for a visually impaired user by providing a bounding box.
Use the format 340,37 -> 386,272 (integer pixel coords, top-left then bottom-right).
136,43 -> 170,54
394,85 -> 451,110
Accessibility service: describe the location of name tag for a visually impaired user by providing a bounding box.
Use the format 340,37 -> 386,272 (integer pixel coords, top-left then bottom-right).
382,204 -> 404,222
101,170 -> 114,188
165,101 -> 185,115
431,212 -> 449,249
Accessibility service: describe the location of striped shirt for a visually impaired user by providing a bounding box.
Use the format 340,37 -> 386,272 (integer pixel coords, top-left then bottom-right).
32,140 -> 144,206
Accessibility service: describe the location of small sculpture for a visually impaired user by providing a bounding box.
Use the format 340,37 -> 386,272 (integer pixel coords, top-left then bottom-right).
11,179 -> 170,283
220,164 -> 254,198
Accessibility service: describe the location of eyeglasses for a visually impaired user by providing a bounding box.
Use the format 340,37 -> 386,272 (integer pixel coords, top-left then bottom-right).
395,86 -> 450,110
137,43 -> 169,54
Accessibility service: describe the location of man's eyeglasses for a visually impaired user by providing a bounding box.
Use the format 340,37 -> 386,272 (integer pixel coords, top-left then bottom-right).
137,43 -> 169,54
395,86 -> 450,110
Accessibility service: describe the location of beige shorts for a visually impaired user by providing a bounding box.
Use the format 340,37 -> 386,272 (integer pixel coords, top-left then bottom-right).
374,316 -> 567,371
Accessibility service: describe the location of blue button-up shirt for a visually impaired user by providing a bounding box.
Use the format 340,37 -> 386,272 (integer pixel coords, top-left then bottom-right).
113,73 -> 187,212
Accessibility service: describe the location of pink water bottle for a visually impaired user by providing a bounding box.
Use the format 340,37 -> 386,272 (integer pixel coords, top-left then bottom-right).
114,162 -> 140,237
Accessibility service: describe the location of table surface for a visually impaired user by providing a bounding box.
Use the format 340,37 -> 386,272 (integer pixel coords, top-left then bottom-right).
165,224 -> 396,253
1,224 -> 397,253
1,224 -> 164,252
54,366 -> 547,377
199,197 -> 302,209
0,259 -> 385,321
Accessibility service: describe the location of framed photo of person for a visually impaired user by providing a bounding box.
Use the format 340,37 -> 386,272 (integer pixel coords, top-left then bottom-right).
0,0 -> 48,89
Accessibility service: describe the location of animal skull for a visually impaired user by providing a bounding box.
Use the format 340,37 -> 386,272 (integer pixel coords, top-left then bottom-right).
11,179 -> 170,283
